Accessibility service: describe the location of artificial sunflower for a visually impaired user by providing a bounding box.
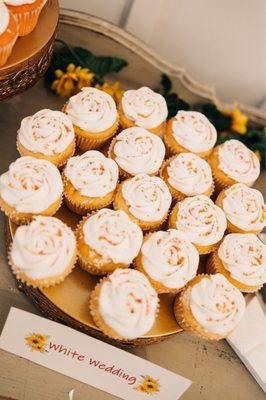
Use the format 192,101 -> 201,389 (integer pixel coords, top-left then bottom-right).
135,375 -> 160,394
95,81 -> 124,103
223,103 -> 248,135
51,63 -> 95,98
25,333 -> 49,352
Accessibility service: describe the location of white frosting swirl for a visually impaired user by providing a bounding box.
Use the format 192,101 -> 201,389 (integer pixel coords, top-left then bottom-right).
82,209 -> 143,264
98,269 -> 158,339
113,127 -> 165,175
65,87 -> 118,132
167,153 -> 213,195
10,216 -> 76,280
64,151 -> 118,197
0,2 -> 9,35
4,0 -> 37,5
221,184 -> 266,232
122,174 -> 172,222
141,229 -> 199,289
18,109 -> 75,156
218,234 -> 266,286
190,274 -> 245,336
0,156 -> 63,213
175,195 -> 227,246
172,111 -> 217,153
218,139 -> 260,185
122,86 -> 168,129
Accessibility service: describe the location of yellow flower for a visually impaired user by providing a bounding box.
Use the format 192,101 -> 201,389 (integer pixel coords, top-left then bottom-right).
96,81 -> 124,103
25,333 -> 48,352
254,150 -> 261,161
135,375 -> 160,394
51,64 -> 94,98
224,103 -> 248,134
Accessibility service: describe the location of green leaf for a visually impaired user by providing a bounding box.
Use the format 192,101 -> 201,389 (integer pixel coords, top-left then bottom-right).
200,103 -> 231,132
161,74 -> 172,94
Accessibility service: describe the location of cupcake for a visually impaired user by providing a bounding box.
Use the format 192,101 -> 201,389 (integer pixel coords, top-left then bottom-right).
207,233 -> 266,293
118,86 -> 168,137
160,153 -> 214,201
76,208 -> 143,275
164,111 -> 217,158
9,216 -> 77,288
216,183 -> 266,234
0,156 -> 63,224
5,0 -> 47,37
63,150 -> 119,215
0,1 -> 18,67
169,195 -> 227,254
174,273 -> 245,340
64,87 -> 119,151
135,229 -> 199,293
17,109 -> 75,167
90,268 -> 159,340
113,174 -> 172,231
209,139 -> 260,192
108,127 -> 165,178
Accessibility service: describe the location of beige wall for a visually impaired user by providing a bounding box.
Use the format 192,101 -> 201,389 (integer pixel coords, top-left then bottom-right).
60,0 -> 266,107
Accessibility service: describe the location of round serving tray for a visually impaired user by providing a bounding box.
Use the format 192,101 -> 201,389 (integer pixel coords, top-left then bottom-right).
0,0 -> 59,101
6,206 -> 182,347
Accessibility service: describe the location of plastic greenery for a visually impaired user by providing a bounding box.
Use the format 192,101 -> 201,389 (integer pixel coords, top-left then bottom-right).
159,74 -> 190,119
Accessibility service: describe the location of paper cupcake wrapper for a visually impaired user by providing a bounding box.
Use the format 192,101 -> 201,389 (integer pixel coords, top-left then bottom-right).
206,250 -> 262,293
173,275 -> 226,340
89,275 -> 160,341
8,243 -> 77,288
12,0 -> 46,36
0,30 -> 18,67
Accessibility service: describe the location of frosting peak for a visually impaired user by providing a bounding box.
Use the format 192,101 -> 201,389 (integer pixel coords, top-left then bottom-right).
65,87 -> 118,132
121,86 -> 168,128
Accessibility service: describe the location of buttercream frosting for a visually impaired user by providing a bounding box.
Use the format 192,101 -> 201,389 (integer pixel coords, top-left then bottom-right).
0,156 -> 63,213
64,150 -> 118,197
172,111 -> 217,153
167,153 -> 213,195
0,2 -> 9,35
218,139 -> 260,185
141,229 -> 199,289
190,274 -> 245,336
10,216 -> 76,280
121,86 -> 168,128
4,0 -> 37,4
218,233 -> 266,286
18,109 -> 75,156
122,174 -> 172,222
112,127 -> 165,175
221,183 -> 266,232
175,195 -> 227,246
65,87 -> 117,132
82,208 -> 143,264
98,268 -> 158,339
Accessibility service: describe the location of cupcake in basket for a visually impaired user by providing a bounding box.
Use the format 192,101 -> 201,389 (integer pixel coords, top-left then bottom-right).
135,229 -> 199,294
5,0 -> 47,37
118,86 -> 168,137
164,111 -> 217,158
17,109 -> 75,167
169,195 -> 227,254
76,208 -> 143,275
216,183 -> 266,234
0,156 -> 63,224
208,139 -> 260,192
160,153 -> 214,202
108,127 -> 165,178
90,268 -> 159,340
64,87 -> 119,151
0,1 -> 18,67
63,150 -> 119,215
113,173 -> 172,231
174,273 -> 245,340
207,233 -> 266,293
9,216 -> 77,288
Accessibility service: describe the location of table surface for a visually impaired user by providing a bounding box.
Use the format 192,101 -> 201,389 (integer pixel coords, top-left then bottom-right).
0,80 -> 265,400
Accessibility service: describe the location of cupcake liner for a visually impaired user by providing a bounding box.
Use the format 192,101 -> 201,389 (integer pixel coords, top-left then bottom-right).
173,274 -> 226,340
89,274 -> 160,341
208,147 -> 236,194
62,173 -> 116,216
12,0 -> 46,36
0,35 -> 17,67
206,250 -> 261,293
0,194 -> 62,225
8,243 -> 77,288
113,184 -> 169,232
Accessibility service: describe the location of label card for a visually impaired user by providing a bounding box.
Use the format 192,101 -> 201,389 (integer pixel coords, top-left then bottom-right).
0,308 -> 191,400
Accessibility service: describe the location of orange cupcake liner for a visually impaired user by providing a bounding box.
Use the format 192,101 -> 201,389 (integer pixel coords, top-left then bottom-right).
11,0 -> 47,36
